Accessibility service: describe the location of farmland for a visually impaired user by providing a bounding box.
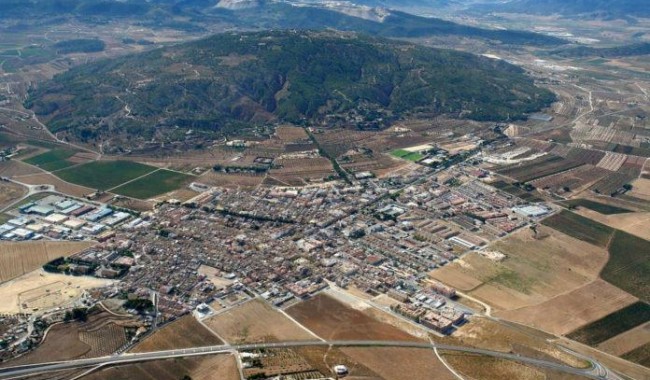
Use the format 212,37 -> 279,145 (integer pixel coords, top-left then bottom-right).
11,172 -> 95,197
441,353 -> 545,380
203,299 -> 315,343
131,316 -> 222,353
559,198 -> 631,215
566,302 -> 650,346
2,310 -> 138,366
601,231 -> 650,302
622,343 -> 650,368
286,293 -> 420,342
82,354 -> 240,380
540,210 -> 614,247
597,322 -> 650,357
431,226 -> 609,312
0,240 -> 94,283
56,160 -> 156,190
497,155 -> 583,183
23,148 -> 78,171
111,169 -> 192,199
341,347 -> 457,380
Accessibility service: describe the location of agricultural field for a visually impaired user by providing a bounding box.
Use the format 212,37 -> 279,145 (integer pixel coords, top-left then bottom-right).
82,354 -> 240,380
566,302 -> 650,346
111,169 -> 193,199
559,198 -> 631,215
56,160 -> 156,190
497,155 -> 583,183
601,231 -> 650,302
540,210 -> 614,247
203,299 -> 315,344
295,346 -> 380,378
286,293 -> 420,342
131,315 -> 222,353
597,322 -> 650,357
622,343 -> 650,368
0,270 -> 112,314
431,226 -> 609,312
498,279 -> 637,336
2,310 -> 137,366
0,240 -> 94,283
489,180 -> 544,202
269,157 -> 335,185
275,126 -> 309,142
572,206 -> 650,241
23,148 -> 78,171
341,347 -> 457,380
0,159 -> 43,177
8,172 -> 95,197
0,181 -> 26,208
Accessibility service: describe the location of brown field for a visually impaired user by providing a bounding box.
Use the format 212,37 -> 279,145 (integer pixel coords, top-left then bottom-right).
0,181 -> 26,208
431,226 -> 609,312
453,317 -> 586,368
0,240 -> 95,283
572,207 -> 650,241
199,171 -> 264,188
559,338 -> 650,380
0,160 -> 42,177
16,172 -> 95,197
81,354 -> 240,380
109,197 -> 153,212
131,315 -> 222,353
275,126 -> 308,142
497,279 -> 638,336
628,178 -> 650,201
295,346 -> 381,379
0,270 -> 112,314
597,322 -> 650,357
442,353 -> 546,380
203,299 -> 315,344
341,347 -> 457,380
270,157 -> 335,183
287,293 -> 421,342
3,310 -> 138,366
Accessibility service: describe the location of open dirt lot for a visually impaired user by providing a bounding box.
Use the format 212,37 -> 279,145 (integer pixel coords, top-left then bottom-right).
497,279 -> 638,336
203,299 -> 314,344
572,207 -> 650,241
0,270 -> 112,314
16,172 -> 95,197
442,353 -> 546,380
597,322 -> 650,357
430,226 -> 609,312
197,265 -> 233,289
0,160 -> 42,177
342,347 -> 457,380
0,181 -> 26,208
0,240 -> 94,283
198,171 -> 264,188
287,293 -> 420,342
131,315 -> 222,353
82,354 -> 240,380
275,126 -> 309,142
453,317 -> 586,368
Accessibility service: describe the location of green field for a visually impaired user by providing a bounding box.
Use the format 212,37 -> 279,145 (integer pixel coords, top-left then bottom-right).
566,302 -> 650,346
560,199 -> 632,215
112,169 -> 192,199
391,149 -> 423,162
24,148 -> 77,171
622,342 -> 650,367
541,210 -> 614,247
601,231 -> 650,302
56,161 -> 156,190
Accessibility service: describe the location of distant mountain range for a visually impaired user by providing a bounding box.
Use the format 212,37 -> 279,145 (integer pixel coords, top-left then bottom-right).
26,31 -> 555,149
472,0 -> 650,19
0,0 -> 565,46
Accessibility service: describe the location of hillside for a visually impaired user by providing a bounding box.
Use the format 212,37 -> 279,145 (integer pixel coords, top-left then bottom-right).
26,31 -> 555,150
473,0 -> 650,19
551,42 -> 650,58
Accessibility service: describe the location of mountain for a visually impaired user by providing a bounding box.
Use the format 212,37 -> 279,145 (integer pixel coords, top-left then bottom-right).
551,42 -> 650,58
0,0 -> 565,46
26,31 -> 555,150
213,2 -> 565,46
472,0 -> 650,19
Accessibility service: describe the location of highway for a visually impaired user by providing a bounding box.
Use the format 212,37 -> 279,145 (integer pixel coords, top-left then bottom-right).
0,340 -> 610,380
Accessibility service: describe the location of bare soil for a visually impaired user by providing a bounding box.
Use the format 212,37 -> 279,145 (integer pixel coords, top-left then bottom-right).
131,315 -> 222,353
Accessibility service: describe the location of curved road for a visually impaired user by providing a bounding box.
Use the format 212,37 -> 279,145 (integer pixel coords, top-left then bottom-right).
0,340 -> 609,380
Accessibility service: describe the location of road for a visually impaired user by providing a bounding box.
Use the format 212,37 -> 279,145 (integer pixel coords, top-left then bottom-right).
0,339 -> 611,380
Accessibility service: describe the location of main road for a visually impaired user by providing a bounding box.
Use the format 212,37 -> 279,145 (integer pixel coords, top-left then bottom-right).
0,340 -> 612,380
